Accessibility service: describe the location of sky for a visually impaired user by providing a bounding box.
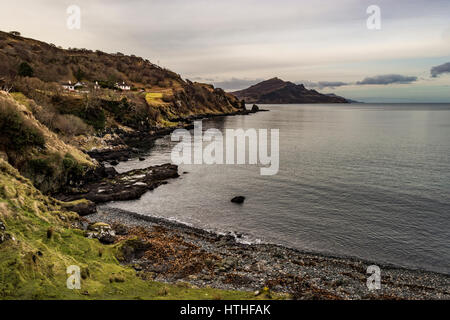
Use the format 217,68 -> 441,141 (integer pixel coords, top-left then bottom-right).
1,0 -> 450,102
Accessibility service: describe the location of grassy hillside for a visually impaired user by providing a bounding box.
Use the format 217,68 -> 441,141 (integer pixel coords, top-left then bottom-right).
0,30 -> 242,133
0,30 -> 246,194
0,158 -> 270,300
0,31 -> 270,300
0,91 -> 94,194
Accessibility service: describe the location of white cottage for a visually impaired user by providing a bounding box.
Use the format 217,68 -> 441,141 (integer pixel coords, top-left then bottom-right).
116,81 -> 131,91
61,81 -> 75,91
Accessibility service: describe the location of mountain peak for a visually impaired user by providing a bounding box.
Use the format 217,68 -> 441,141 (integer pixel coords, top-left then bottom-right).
232,78 -> 348,104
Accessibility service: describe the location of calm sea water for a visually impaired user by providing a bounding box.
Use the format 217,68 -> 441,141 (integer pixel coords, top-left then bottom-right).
103,104 -> 450,274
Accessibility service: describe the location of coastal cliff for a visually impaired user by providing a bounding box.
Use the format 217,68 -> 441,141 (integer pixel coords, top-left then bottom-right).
0,31 -> 268,300
0,30 -> 249,194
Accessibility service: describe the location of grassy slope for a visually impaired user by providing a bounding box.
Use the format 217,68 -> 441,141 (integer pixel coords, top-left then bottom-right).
0,159 -> 272,300
0,30 -> 241,130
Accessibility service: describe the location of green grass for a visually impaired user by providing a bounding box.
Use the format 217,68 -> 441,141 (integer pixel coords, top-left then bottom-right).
0,159 -> 275,300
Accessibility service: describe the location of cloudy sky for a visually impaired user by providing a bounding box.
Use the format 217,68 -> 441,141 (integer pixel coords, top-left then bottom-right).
1,0 -> 450,102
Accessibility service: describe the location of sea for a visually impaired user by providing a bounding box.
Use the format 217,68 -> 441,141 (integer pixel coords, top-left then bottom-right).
101,103 -> 450,274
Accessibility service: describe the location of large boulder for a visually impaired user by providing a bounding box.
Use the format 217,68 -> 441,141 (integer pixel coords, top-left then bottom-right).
231,196 -> 245,204
86,222 -> 117,244
116,238 -> 152,263
61,199 -> 97,216
251,104 -> 259,113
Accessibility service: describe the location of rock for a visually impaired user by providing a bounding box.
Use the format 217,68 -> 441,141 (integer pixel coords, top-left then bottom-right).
62,199 -> 97,216
251,104 -> 259,113
117,238 -> 152,263
139,157 -> 145,161
0,221 -> 5,231
112,222 -> 128,236
58,163 -> 179,204
0,232 -> 14,244
221,257 -> 237,270
86,222 -> 117,244
110,160 -> 119,166
231,196 -> 245,204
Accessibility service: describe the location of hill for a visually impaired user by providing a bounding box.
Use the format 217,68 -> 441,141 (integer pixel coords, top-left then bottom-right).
0,30 -> 243,133
232,77 -> 348,104
0,32 -> 270,300
0,31 -> 249,194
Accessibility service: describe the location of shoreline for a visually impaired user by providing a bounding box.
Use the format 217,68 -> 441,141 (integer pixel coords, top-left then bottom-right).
76,107 -> 449,299
87,205 -> 449,299
87,107 -> 266,163
97,206 -> 450,277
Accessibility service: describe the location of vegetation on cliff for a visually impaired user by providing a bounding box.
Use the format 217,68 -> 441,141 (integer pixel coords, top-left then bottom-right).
0,30 -> 242,136
0,158 -> 268,299
0,92 -> 93,194
0,31 -> 269,300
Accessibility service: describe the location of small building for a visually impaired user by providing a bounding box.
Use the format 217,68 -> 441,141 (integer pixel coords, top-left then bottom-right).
74,81 -> 86,89
116,81 -> 131,91
61,81 -> 75,91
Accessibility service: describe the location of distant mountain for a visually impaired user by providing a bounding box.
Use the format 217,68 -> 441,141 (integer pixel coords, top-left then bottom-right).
231,77 -> 348,104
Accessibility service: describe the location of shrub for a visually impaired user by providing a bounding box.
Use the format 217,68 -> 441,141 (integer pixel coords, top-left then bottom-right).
28,158 -> 54,175
18,62 -> 34,77
53,114 -> 93,136
62,153 -> 85,177
0,99 -> 45,151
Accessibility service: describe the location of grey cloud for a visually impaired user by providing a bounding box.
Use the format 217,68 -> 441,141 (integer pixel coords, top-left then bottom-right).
431,62 -> 450,77
356,74 -> 418,85
303,81 -> 349,89
210,78 -> 264,91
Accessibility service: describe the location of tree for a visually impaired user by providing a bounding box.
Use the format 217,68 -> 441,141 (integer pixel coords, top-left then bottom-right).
18,62 -> 34,77
74,68 -> 85,82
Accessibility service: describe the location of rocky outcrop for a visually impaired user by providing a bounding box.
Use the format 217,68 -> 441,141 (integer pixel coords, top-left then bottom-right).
61,199 -> 97,216
86,222 -> 116,244
58,163 -> 179,204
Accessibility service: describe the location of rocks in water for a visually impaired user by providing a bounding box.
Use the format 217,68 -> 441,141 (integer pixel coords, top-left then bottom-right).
139,157 -> 145,161
251,104 -> 260,113
231,196 -> 245,204
110,160 -> 119,166
88,147 -> 134,163
86,222 -> 117,244
82,165 -> 117,184
62,199 -> 97,216
59,163 -> 179,204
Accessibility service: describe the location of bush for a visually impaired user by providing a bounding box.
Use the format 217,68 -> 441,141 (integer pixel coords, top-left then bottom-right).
0,99 -> 45,151
52,114 -> 93,136
18,62 -> 34,77
27,158 -> 54,175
